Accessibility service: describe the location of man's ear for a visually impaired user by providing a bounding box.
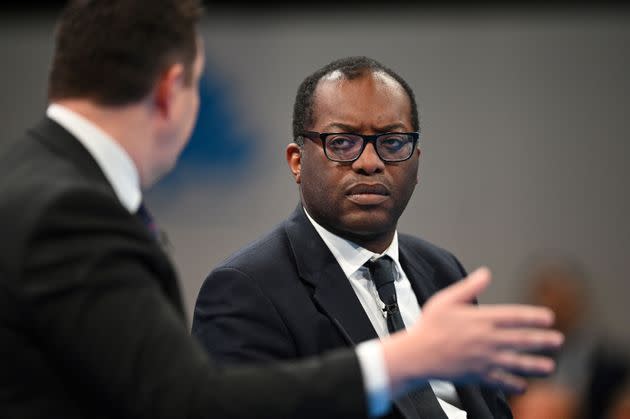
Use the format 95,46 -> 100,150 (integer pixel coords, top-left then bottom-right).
415,147 -> 421,186
286,142 -> 302,184
153,63 -> 185,118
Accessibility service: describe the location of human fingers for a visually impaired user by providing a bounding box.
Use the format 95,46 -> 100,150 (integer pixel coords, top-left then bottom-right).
482,368 -> 528,395
491,328 -> 564,352
472,305 -> 556,328
490,350 -> 556,378
430,267 -> 492,306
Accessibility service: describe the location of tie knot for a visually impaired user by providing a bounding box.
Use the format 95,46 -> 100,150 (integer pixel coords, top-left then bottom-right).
365,255 -> 395,289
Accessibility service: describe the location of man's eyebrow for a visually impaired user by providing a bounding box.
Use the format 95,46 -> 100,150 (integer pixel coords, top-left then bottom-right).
322,123 -> 357,132
322,122 -> 409,132
377,123 -> 408,132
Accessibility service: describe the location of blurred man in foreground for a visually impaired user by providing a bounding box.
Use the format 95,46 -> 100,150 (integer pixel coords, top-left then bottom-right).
0,2 -> 562,418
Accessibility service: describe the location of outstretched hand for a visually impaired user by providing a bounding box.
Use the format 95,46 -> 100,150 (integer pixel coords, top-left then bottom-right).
381,267 -> 564,395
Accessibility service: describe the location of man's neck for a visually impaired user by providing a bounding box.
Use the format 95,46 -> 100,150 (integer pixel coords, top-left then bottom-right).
303,207 -> 396,254
336,229 -> 395,255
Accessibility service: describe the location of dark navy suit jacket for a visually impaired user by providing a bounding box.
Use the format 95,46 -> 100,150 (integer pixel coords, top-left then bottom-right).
193,206 -> 513,419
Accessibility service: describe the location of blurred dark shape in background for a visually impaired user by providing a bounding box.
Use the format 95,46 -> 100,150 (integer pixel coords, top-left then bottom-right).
610,387 -> 630,419
510,254 -> 630,419
2,0 -> 628,13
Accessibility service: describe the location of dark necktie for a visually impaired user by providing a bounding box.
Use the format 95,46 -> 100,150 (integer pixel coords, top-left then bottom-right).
136,202 -> 160,240
367,256 -> 406,334
366,256 -> 448,419
136,202 -> 172,253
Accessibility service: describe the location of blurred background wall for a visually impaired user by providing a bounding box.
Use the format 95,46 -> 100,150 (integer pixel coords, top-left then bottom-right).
1,3 -> 628,347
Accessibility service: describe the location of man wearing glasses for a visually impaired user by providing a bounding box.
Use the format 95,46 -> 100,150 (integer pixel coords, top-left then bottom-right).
192,56 -> 547,418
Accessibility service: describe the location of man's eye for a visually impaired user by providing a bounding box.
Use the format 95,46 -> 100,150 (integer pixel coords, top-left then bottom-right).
380,136 -> 406,149
328,136 -> 357,149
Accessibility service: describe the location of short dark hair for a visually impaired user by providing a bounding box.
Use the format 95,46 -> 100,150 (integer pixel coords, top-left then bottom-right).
292,56 -> 420,144
48,0 -> 203,106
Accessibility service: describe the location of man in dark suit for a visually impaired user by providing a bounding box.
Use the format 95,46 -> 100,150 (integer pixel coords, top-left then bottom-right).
0,2 -> 562,417
192,56 -> 556,418
0,2 -> 372,418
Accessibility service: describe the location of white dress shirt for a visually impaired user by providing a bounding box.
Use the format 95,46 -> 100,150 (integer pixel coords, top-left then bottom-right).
46,104 -> 141,213
305,208 -> 468,419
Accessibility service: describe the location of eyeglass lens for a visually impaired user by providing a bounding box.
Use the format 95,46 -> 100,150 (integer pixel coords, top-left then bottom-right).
325,133 -> 415,161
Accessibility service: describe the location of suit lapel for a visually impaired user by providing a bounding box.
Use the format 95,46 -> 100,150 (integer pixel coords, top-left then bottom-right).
28,117 -> 184,315
455,387 -> 495,419
399,238 -> 497,419
285,211 -> 503,418
398,240 -> 438,307
284,206 -> 379,346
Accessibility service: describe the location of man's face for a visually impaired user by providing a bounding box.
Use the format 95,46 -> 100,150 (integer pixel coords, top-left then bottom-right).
296,70 -> 419,240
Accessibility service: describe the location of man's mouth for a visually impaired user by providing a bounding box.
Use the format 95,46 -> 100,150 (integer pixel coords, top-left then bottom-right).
345,183 -> 390,205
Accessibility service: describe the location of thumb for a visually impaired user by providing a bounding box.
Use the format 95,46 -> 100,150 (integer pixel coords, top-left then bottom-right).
433,266 -> 492,306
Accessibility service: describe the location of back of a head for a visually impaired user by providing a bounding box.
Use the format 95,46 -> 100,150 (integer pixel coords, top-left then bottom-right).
48,0 -> 203,106
292,56 -> 420,142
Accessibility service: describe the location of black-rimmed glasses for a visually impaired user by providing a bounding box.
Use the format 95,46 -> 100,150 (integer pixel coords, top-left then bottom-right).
299,131 -> 420,162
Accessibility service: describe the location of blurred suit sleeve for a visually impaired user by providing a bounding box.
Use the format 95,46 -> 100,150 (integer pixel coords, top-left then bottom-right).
5,187 -> 366,419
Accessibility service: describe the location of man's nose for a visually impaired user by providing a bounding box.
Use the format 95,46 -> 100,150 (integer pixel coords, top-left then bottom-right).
351,142 -> 385,174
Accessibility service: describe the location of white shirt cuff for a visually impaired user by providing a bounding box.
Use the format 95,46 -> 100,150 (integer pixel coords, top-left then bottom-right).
356,339 -> 392,417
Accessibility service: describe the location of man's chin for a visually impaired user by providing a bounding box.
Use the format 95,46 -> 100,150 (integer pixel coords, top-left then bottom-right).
337,213 -> 395,237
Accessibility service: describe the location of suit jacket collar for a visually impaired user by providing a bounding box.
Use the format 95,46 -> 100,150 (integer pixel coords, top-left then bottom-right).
284,206 -> 378,346
398,237 -> 496,419
45,105 -> 141,212
29,117 -> 171,250
399,236 -> 497,419
284,206 -> 499,419
29,117 -> 113,192
284,206 -> 441,345
29,116 -> 184,314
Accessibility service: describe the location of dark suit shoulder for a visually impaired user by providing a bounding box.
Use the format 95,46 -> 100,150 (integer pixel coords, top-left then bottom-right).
398,232 -> 451,255
0,132 -> 136,286
214,220 -> 293,277
0,128 -> 114,213
399,233 -> 464,271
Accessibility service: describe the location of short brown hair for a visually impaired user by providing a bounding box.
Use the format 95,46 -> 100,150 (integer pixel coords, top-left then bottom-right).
48,0 -> 203,106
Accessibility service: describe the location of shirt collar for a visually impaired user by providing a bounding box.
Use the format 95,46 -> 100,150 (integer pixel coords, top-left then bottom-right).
303,206 -> 402,279
46,103 -> 142,213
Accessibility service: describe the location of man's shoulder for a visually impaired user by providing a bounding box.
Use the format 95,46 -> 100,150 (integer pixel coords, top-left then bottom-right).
398,232 -> 465,274
0,129 -> 129,273
399,232 -> 455,258
214,218 -> 293,275
0,129 -> 112,217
